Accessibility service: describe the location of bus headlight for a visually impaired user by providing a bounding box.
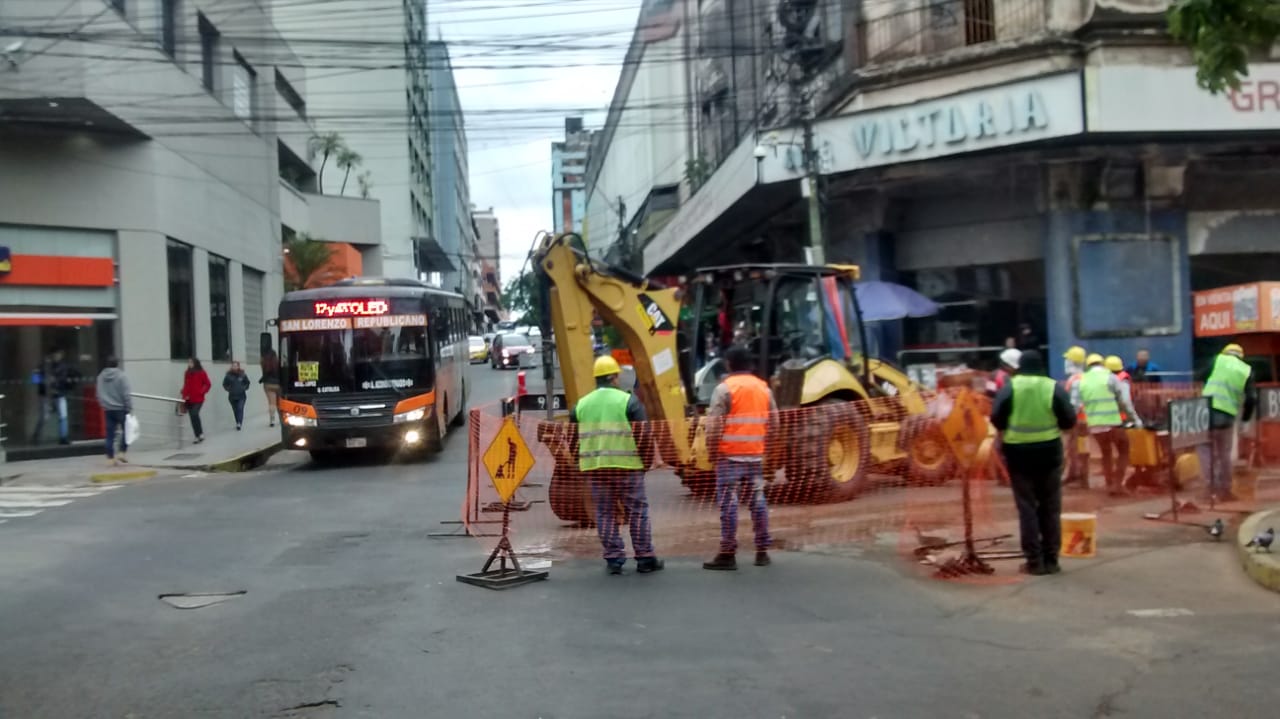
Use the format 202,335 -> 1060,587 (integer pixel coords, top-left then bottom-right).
394,408 -> 427,424
284,413 -> 316,428
404,430 -> 422,445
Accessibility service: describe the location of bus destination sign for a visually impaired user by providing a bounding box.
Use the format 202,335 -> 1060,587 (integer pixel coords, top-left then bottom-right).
314,299 -> 390,318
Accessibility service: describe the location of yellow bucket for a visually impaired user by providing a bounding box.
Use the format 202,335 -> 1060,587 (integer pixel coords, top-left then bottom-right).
1061,513 -> 1097,558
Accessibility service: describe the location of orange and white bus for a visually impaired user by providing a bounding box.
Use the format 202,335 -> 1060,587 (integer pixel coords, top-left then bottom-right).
272,278 -> 469,460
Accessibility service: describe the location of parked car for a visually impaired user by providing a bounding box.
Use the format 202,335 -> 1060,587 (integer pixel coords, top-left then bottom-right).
468,335 -> 489,364
491,333 -> 536,370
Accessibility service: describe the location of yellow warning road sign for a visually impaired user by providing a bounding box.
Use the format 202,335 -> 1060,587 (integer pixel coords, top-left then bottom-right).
941,389 -> 988,468
483,416 -> 535,503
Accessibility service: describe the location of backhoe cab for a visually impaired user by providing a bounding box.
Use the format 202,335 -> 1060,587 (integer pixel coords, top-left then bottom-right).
532,233 -> 952,523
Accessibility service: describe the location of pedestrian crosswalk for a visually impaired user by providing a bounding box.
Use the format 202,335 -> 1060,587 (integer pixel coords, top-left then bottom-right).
0,485 -> 123,525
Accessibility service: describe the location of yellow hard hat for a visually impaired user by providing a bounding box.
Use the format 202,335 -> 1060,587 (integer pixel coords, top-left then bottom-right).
1086,353 -> 1104,366
593,355 -> 622,378
1223,343 -> 1245,358
1104,355 -> 1124,372
1063,346 -> 1087,364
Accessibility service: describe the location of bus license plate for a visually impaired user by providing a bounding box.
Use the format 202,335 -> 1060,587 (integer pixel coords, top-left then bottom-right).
346,437 -> 367,448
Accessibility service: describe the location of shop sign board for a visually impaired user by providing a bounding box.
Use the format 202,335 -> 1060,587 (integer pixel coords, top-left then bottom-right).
1087,64 -> 1280,133
1193,282 -> 1280,337
1258,387 -> 1280,423
1168,397 -> 1211,451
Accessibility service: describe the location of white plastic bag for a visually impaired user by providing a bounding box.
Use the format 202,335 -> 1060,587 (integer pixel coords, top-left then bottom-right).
124,413 -> 141,445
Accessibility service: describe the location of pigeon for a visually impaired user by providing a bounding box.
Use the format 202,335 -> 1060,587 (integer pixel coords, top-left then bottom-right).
1206,518 -> 1224,541
1245,527 -> 1275,553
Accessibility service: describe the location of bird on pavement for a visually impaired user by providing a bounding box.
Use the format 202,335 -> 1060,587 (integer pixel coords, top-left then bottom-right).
1205,518 -> 1225,541
1245,527 -> 1275,553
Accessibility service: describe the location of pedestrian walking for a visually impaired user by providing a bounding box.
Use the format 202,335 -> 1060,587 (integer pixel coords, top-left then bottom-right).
703,345 -> 775,571
222,361 -> 251,430
991,350 -> 1077,575
260,348 -> 281,428
181,358 -> 212,444
1079,353 -> 1142,496
96,356 -> 132,466
1061,345 -> 1089,486
570,355 -> 664,575
1199,343 -> 1257,502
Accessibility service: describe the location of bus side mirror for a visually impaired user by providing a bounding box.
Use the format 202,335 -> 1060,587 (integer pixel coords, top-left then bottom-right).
260,332 -> 273,356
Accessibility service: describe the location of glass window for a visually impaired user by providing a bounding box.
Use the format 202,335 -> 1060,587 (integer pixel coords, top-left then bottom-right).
771,277 -> 826,368
282,326 -> 430,394
232,51 -> 256,122
159,0 -> 178,58
209,254 -> 231,361
198,13 -> 218,92
167,240 -> 194,360
1074,234 -> 1179,338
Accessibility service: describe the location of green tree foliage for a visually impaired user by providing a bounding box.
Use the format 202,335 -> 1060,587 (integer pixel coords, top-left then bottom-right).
283,233 -> 336,291
502,272 -> 542,329
336,147 -> 364,196
306,132 -> 345,194
1168,0 -> 1280,92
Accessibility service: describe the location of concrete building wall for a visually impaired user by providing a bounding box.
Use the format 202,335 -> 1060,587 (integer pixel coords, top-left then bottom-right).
427,41 -> 477,302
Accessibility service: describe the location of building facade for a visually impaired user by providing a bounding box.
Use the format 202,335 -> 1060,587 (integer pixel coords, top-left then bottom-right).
471,207 -> 504,328
551,117 -> 592,237
271,0 -> 431,280
620,0 -> 1280,379
0,0 -> 379,458
426,40 -> 479,325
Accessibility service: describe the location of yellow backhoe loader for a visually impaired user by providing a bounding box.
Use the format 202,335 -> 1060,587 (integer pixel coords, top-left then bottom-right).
530,233 -> 955,523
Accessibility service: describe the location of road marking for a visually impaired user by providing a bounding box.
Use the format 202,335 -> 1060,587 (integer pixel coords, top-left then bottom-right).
0,510 -> 42,518
1127,608 -> 1195,618
0,485 -> 121,526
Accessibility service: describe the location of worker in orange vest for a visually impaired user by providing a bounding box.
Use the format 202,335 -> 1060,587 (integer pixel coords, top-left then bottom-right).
703,344 -> 777,571
1062,345 -> 1089,486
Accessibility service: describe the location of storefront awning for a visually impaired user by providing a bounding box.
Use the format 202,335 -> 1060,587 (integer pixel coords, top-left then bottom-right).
412,236 -> 456,272
0,312 -> 115,326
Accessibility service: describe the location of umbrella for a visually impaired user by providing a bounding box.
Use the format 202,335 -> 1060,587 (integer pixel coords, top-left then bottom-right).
854,280 -> 940,321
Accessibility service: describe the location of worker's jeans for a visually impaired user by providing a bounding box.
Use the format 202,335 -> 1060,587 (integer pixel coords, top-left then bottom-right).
1007,462 -> 1063,567
1198,425 -> 1236,496
587,470 -> 655,563
716,460 -> 772,554
1094,427 -> 1129,491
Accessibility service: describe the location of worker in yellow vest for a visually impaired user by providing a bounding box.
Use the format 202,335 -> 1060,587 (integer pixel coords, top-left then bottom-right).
703,345 -> 777,571
570,355 -> 663,575
991,350 -> 1077,575
1079,353 -> 1142,496
1199,343 -> 1257,502
1061,345 -> 1089,486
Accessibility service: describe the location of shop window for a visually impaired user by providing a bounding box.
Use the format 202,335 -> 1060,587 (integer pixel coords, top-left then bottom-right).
1073,234 -> 1180,338
167,240 -> 195,360
209,254 -> 232,361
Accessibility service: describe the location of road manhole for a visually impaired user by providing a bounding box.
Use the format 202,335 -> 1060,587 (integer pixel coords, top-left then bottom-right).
158,591 -> 246,609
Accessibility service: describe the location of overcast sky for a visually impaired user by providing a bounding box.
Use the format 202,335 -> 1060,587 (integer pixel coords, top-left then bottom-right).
433,1 -> 644,284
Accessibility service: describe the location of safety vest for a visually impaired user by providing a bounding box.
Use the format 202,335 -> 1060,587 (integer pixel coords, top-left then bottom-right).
575,387 -> 643,472
719,373 -> 771,458
1202,354 -> 1251,417
1080,366 -> 1122,427
1005,375 -> 1062,445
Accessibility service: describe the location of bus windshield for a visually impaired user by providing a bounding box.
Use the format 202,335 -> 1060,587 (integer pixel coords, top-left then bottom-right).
282,325 -> 432,395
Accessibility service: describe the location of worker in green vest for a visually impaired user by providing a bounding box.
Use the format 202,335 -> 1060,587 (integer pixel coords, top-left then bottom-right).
991,350 -> 1077,575
1199,343 -> 1257,502
570,355 -> 663,575
1079,353 -> 1142,496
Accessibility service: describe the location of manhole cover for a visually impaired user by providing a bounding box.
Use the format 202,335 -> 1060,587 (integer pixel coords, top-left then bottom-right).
164,453 -> 202,460
159,591 -> 246,609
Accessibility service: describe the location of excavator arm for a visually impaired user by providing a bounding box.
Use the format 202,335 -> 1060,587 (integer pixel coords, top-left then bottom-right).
534,232 -> 694,467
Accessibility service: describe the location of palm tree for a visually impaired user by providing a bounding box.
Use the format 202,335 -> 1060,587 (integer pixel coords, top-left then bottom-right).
356,171 -> 373,199
283,233 -> 336,291
336,147 -> 363,196
307,132 -> 345,194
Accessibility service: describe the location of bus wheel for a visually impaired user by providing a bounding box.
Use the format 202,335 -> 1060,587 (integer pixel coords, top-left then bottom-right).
450,386 -> 467,428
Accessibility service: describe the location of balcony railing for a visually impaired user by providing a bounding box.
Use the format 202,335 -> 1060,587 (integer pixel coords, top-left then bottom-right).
848,0 -> 1048,69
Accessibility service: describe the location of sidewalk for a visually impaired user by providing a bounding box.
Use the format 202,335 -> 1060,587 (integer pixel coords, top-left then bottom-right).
0,413 -> 282,487
1237,506 -> 1280,593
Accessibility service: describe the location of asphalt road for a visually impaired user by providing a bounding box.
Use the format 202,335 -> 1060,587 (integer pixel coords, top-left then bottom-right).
0,364 -> 1276,719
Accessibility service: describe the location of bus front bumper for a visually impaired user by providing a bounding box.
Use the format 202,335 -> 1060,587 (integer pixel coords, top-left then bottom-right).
283,417 -> 437,452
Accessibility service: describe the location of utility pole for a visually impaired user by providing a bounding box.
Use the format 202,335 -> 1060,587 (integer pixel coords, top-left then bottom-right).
615,196 -> 627,268
802,115 -> 826,265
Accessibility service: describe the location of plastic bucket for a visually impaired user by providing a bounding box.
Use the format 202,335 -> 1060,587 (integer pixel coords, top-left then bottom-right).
1061,512 -> 1097,558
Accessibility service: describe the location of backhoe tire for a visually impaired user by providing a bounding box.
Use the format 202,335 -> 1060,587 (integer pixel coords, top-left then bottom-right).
785,398 -> 871,503
905,420 -> 957,487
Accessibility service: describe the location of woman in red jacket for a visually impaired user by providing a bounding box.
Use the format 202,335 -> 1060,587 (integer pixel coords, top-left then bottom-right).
181,357 -> 212,443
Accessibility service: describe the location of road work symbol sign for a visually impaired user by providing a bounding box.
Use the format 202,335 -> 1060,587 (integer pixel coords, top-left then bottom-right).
941,390 -> 988,467
483,416 -> 535,503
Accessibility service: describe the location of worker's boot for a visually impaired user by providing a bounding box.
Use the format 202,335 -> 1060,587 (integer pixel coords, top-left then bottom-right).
636,557 -> 664,574
606,560 -> 625,575
754,551 -> 771,567
703,553 -> 737,571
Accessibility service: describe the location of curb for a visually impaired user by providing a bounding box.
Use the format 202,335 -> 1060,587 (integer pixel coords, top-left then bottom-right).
202,442 -> 283,473
90,470 -> 158,484
1236,508 -> 1280,593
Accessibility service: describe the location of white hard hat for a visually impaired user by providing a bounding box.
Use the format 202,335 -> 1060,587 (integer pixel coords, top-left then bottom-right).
999,348 -> 1022,370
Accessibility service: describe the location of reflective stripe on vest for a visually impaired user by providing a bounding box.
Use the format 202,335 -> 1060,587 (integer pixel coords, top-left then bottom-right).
719,373 -> 771,457
1202,353 -> 1251,417
1080,367 -> 1122,426
1005,375 -> 1062,445
575,387 -> 642,471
